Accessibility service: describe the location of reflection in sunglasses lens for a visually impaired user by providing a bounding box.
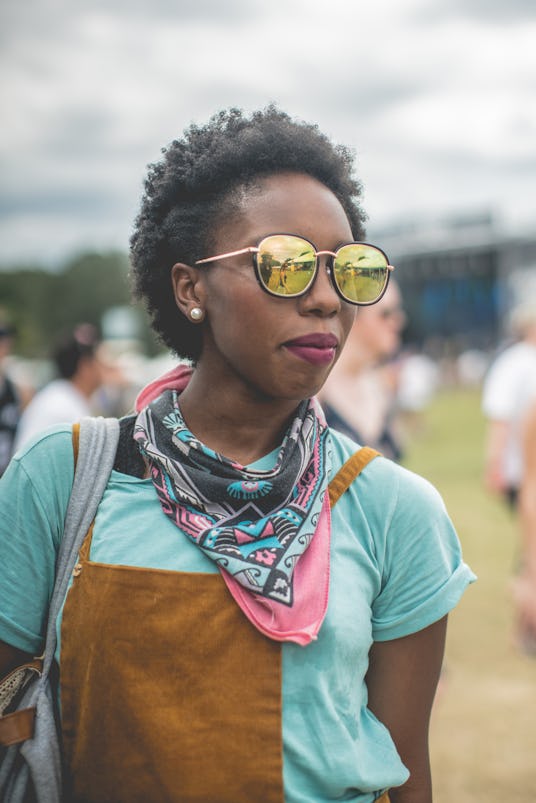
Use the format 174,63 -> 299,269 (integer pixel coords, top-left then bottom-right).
258,236 -> 316,296
334,245 -> 388,304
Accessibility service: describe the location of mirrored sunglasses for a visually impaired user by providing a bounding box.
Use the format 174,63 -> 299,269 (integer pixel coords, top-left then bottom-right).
195,233 -> 394,306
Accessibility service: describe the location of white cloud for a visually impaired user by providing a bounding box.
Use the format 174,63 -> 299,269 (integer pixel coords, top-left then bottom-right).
1,0 -> 536,265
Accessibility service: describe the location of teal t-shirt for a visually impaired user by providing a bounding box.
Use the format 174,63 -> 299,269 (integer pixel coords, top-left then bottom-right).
0,424 -> 475,802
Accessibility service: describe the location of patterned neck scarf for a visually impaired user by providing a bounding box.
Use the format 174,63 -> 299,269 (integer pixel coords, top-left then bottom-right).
133,366 -> 332,644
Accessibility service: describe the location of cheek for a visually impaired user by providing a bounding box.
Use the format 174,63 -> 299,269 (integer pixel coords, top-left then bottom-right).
205,267 -> 259,314
205,285 -> 282,359
378,324 -> 401,355
383,319 -> 401,339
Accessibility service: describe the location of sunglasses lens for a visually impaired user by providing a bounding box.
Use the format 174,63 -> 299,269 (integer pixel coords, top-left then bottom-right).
256,235 -> 316,296
333,244 -> 389,304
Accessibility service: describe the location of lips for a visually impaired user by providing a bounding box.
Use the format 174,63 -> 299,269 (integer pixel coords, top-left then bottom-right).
283,333 -> 339,365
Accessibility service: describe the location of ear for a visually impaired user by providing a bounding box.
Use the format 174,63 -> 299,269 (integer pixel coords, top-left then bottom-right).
171,263 -> 206,320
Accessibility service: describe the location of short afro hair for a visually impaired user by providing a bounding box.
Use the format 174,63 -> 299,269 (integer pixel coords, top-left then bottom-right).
130,105 -> 366,362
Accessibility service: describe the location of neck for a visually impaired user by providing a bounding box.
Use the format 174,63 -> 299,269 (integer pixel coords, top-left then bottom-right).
178,365 -> 302,466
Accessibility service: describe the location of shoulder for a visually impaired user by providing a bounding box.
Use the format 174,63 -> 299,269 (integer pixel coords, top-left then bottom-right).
482,345 -> 525,415
13,421 -> 74,458
24,380 -> 83,409
1,423 -> 75,561
16,383 -> 90,448
38,379 -> 87,409
8,424 -> 75,500
486,343 -> 536,384
328,429 -> 447,537
329,428 -> 458,554
328,427 -> 434,491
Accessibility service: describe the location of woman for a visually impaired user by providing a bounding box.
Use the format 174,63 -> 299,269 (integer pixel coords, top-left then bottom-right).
0,106 -> 474,802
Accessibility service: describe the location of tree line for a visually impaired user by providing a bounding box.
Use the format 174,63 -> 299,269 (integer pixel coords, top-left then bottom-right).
0,251 -> 161,357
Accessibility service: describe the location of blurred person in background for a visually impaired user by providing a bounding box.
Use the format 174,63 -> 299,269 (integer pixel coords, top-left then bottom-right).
482,299 -> 536,509
14,323 -> 105,450
320,279 -> 406,460
90,340 -> 141,419
513,395 -> 536,655
395,347 -> 440,437
0,319 -> 22,476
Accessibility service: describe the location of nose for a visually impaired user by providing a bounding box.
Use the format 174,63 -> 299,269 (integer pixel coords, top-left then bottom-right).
298,257 -> 341,317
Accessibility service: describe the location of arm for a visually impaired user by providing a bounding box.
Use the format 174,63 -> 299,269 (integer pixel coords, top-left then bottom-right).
483,418 -> 509,494
366,616 -> 447,803
481,350 -> 517,495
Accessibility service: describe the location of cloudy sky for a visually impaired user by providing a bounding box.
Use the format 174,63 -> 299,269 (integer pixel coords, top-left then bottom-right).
1,0 -> 535,267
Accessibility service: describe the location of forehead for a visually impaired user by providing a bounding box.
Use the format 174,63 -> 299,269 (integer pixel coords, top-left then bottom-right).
215,172 -> 353,249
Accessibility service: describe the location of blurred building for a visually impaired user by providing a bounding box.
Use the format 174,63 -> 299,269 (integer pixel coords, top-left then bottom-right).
373,212 -> 536,353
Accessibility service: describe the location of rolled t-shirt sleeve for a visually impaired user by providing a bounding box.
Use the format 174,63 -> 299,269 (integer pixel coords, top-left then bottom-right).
370,465 -> 476,641
0,425 -> 74,654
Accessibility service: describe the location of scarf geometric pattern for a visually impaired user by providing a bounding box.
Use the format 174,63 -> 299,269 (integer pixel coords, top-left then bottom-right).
134,388 -> 329,607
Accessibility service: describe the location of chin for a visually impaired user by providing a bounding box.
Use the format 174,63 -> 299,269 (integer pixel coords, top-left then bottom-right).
314,367 -> 336,394
293,378 -> 328,401
253,365 -> 332,404
268,381 -> 322,404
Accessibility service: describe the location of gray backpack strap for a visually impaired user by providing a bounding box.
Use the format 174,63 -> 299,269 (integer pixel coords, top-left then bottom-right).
42,416 -> 120,676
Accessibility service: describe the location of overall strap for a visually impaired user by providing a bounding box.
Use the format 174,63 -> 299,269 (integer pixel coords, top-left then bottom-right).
328,447 -> 380,507
72,421 -> 81,463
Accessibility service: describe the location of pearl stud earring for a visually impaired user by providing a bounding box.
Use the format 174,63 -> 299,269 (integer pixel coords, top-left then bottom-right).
189,307 -> 204,321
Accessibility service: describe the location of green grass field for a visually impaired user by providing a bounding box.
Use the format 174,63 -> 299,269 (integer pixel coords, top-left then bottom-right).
401,388 -> 536,802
